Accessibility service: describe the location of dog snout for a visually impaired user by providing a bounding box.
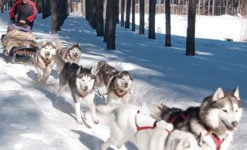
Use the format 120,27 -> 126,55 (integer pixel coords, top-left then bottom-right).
84,86 -> 88,91
45,52 -> 51,57
74,53 -> 78,57
231,121 -> 238,128
124,83 -> 128,88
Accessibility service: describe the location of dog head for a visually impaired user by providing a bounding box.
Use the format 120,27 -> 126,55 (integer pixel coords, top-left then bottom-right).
113,71 -> 133,91
39,41 -> 56,60
66,43 -> 81,61
199,87 -> 243,132
76,67 -> 95,93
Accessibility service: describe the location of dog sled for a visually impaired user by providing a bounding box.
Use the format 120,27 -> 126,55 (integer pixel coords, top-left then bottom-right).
1,23 -> 38,63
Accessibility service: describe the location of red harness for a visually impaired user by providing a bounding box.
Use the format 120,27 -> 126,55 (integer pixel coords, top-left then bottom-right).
169,113 -> 221,150
79,90 -> 93,98
135,111 -> 171,133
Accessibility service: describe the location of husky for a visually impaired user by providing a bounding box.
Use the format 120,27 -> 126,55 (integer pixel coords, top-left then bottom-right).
53,55 -> 99,125
33,41 -> 56,83
158,87 -> 243,150
95,60 -> 133,104
135,127 -> 212,150
56,39 -> 81,64
97,104 -> 204,150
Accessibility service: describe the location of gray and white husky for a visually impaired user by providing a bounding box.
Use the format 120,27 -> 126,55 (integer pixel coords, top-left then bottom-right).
33,41 -> 56,83
53,55 -> 99,125
158,87 -> 243,150
56,39 -> 81,64
95,60 -> 133,104
97,104 -> 209,150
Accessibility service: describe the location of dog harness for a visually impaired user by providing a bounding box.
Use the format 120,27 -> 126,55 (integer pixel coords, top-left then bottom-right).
79,89 -> 93,98
205,126 -> 222,150
170,113 -> 221,150
168,113 -> 187,124
135,110 -> 171,133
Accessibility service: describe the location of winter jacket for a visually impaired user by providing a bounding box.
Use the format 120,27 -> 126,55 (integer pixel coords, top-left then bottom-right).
9,0 -> 37,25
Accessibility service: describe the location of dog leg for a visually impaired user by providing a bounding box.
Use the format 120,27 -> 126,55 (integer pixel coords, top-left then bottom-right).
42,67 -> 52,83
86,94 -> 99,124
75,102 -> 83,124
36,67 -> 43,82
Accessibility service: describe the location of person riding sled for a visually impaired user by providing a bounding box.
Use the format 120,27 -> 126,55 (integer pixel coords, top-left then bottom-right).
9,0 -> 37,31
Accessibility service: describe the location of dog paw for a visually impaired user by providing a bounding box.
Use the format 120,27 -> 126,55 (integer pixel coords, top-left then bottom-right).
93,119 -> 99,124
76,120 -> 84,125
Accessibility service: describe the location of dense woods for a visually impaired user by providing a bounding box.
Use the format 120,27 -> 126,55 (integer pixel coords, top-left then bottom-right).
0,0 -> 246,52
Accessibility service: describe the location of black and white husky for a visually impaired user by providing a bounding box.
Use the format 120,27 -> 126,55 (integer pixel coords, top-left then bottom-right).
53,55 -> 99,125
33,41 -> 56,83
95,60 -> 133,104
158,87 -> 243,150
56,39 -> 81,64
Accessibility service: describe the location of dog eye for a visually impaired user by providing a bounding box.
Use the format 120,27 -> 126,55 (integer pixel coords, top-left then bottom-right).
235,109 -> 238,113
223,109 -> 228,113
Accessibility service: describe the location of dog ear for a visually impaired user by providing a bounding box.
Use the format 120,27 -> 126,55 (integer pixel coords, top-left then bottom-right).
233,86 -> 240,100
212,87 -> 224,101
77,66 -> 82,75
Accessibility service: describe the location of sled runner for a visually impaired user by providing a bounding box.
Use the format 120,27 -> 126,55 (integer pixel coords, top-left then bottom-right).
1,23 -> 38,63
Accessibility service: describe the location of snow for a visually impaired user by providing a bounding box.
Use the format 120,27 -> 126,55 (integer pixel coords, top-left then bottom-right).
0,11 -> 247,150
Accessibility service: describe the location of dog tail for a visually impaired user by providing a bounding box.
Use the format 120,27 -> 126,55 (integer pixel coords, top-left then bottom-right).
52,55 -> 65,73
96,105 -> 119,114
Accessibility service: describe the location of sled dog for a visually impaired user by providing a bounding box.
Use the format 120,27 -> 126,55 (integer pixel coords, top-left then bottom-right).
135,127 -> 212,150
95,60 -> 133,104
53,55 -> 99,124
56,39 -> 81,64
158,87 -> 243,150
97,104 -> 209,150
33,41 -> 56,83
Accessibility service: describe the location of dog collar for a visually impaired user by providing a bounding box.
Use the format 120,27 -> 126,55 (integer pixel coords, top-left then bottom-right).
135,111 -> 171,133
79,89 -> 93,98
205,126 -> 222,150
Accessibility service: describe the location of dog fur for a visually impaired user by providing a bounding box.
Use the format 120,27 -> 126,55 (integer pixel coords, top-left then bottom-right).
97,104 -> 208,150
158,87 -> 243,150
53,55 -> 99,125
56,39 -> 81,64
95,60 -> 133,104
33,41 -> 56,83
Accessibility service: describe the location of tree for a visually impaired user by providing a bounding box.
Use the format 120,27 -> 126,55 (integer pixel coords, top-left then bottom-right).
131,0 -> 136,32
139,0 -> 144,34
120,0 -> 125,27
186,0 -> 196,56
148,0 -> 156,39
165,0 -> 171,47
51,0 -> 58,34
106,0 -> 117,50
125,0 -> 131,28
96,0 -> 104,36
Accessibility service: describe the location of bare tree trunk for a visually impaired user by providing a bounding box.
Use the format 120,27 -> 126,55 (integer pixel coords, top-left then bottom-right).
106,0 -> 117,50
186,0 -> 196,56
51,0 -> 58,34
148,0 -> 156,39
139,0 -> 144,34
165,0 -> 171,47
132,0 -> 136,31
212,0 -> 215,15
120,0 -> 125,27
96,0 -> 104,36
125,0 -> 131,28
